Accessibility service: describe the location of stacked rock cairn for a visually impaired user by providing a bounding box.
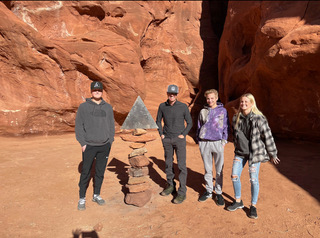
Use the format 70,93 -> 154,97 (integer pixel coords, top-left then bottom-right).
120,128 -> 157,207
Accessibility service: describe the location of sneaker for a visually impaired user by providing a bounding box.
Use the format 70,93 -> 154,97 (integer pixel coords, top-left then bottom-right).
160,185 -> 176,196
78,198 -> 86,211
198,191 -> 212,202
173,194 -> 186,204
227,200 -> 244,211
215,194 -> 225,206
92,195 -> 106,206
249,206 -> 258,219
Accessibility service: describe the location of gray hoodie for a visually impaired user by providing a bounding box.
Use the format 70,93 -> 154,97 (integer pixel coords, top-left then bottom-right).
75,98 -> 115,146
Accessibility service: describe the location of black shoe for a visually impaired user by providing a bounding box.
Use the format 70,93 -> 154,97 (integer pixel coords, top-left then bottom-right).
215,194 -> 225,206
249,206 -> 258,219
173,194 -> 186,204
160,185 -> 176,196
227,200 -> 244,211
198,191 -> 212,202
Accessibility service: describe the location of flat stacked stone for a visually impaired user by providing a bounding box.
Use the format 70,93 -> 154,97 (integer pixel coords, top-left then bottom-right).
129,142 -> 145,149
121,129 -> 156,207
120,133 -> 157,143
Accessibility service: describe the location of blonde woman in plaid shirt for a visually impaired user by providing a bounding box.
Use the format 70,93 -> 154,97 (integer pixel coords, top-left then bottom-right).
226,93 -> 280,219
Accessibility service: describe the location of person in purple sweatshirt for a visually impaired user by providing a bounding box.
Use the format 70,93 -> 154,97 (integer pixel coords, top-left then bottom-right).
197,89 -> 229,206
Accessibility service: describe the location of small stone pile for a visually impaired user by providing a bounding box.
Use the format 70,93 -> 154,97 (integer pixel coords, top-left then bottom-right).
120,128 -> 157,207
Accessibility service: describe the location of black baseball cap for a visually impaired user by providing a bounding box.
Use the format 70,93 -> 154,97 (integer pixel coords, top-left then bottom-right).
91,81 -> 103,91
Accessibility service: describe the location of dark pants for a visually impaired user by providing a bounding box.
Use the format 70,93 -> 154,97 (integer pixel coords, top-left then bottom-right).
162,136 -> 187,196
79,143 -> 111,198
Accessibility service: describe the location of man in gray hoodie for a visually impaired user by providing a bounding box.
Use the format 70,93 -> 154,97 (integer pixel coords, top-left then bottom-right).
75,81 -> 115,211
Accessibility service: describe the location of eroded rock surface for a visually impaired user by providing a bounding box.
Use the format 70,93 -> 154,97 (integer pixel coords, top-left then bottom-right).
0,1 -> 319,140
0,1 -> 206,135
219,1 -> 320,140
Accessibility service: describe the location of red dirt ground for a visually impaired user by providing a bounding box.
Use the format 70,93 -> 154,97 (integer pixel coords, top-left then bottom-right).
0,130 -> 319,237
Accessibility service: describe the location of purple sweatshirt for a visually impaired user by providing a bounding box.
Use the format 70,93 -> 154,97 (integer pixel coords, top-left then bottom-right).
197,103 -> 229,143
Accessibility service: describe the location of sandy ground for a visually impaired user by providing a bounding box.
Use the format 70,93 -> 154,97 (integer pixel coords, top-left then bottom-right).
0,130 -> 319,238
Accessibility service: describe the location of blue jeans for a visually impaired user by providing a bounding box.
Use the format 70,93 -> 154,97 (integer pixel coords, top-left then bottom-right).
231,156 -> 261,205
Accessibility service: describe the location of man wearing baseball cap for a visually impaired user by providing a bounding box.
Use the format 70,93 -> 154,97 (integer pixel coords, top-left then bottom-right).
75,81 -> 115,210
156,84 -> 193,204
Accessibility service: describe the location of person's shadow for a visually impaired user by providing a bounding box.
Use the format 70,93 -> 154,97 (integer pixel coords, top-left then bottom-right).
149,156 -> 234,205
72,229 -> 98,238
107,157 -> 169,197
149,156 -> 204,195
106,157 -> 129,197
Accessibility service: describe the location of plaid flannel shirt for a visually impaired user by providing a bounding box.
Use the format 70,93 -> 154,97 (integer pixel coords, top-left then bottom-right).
232,113 -> 278,165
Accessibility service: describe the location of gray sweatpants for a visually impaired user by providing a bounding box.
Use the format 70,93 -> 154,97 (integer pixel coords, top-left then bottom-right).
199,140 -> 224,194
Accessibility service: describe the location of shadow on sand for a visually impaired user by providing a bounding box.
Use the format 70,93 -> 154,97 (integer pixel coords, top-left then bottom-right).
275,139 -> 320,202
106,157 -> 129,196
149,156 -> 233,202
72,229 -> 98,238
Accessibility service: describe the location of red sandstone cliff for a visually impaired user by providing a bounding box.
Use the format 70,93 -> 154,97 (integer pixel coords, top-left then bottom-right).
0,1 -> 207,135
0,1 -> 319,140
219,1 -> 320,140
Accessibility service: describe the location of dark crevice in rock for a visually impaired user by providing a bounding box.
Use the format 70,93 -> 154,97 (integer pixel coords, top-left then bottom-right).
73,5 -> 106,21
189,0 -> 228,138
208,1 -> 229,39
81,38 -> 95,42
73,63 -> 102,82
197,0 -> 228,100
301,1 -> 310,23
151,17 -> 168,27
171,54 -> 187,78
140,59 -> 147,69
2,0 -> 12,10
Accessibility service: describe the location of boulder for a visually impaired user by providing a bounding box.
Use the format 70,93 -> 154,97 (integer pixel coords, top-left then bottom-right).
132,129 -> 147,136
129,142 -> 146,149
126,182 -> 150,193
128,155 -> 150,168
127,167 -> 149,177
124,189 -> 152,207
127,176 -> 150,185
120,133 -> 157,143
129,148 -> 147,158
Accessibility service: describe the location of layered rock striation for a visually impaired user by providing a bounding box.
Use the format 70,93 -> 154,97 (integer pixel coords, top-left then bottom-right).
0,1 -> 207,136
1,1 -> 319,140
219,1 -> 320,140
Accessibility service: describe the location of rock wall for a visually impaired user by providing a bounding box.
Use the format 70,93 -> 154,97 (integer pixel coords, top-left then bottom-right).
0,1 -> 217,135
1,1 -> 319,140
219,1 -> 320,140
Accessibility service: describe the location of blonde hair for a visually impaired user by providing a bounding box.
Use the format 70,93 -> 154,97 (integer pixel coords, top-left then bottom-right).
204,89 -> 218,98
235,93 -> 264,129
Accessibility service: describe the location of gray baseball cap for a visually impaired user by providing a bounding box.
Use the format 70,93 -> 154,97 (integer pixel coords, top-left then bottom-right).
167,84 -> 179,94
